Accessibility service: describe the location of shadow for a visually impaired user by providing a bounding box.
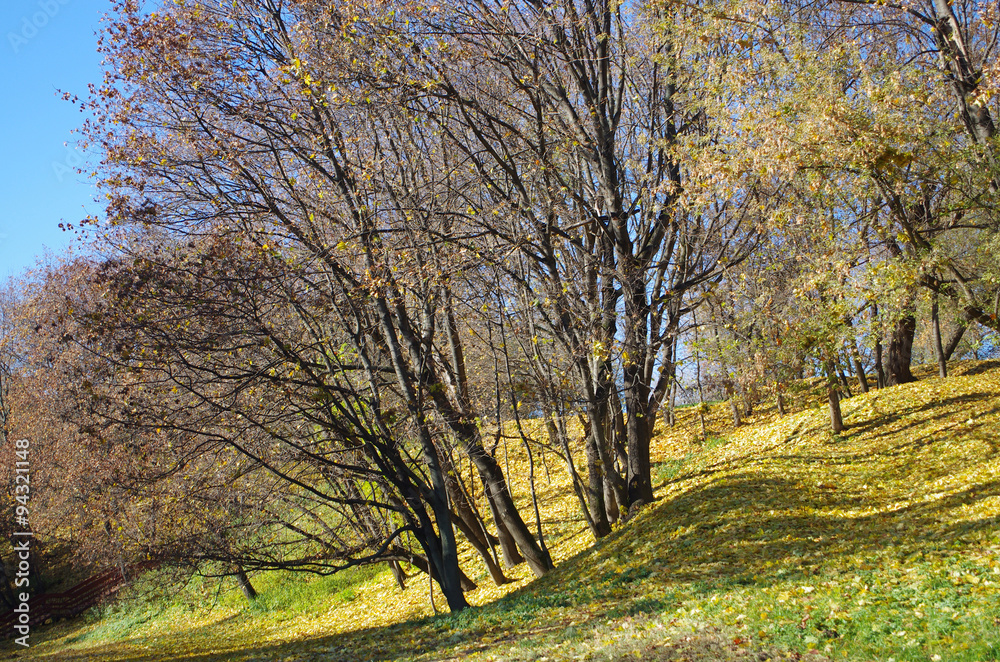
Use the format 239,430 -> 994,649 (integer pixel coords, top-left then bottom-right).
15,468 -> 1000,662
13,368 -> 1000,661
949,359 -> 1000,377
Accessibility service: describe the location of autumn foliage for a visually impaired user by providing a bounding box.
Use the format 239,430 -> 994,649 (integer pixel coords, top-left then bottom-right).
1,0 -> 999,624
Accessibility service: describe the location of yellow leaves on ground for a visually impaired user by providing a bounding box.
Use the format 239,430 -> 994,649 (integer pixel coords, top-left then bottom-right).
12,361 -> 1000,661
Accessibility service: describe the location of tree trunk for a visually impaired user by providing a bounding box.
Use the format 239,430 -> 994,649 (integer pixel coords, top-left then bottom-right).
404,553 -> 477,592
584,408 -> 612,538
371,294 -> 469,612
610,389 -> 628,471
417,320 -> 552,577
603,471 -> 620,524
389,561 -> 407,590
624,401 -> 654,508
828,386 -> 844,433
932,295 -> 948,378
621,267 -> 655,510
438,448 -> 508,584
694,316 -> 709,438
483,491 -> 524,569
944,321 -> 967,361
472,448 -> 553,576
886,314 -> 918,386
825,361 -> 844,433
875,338 -> 886,388
235,566 -> 257,601
776,386 -> 786,416
837,365 -> 853,398
450,505 -> 511,585
599,406 -> 628,522
850,340 -> 870,393
725,380 -> 742,427
872,302 -> 887,388
623,365 -> 654,508
667,380 -> 678,427
548,415 -> 602,537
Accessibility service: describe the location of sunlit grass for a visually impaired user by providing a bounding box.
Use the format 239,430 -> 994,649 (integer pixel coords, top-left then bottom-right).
7,360 -> 1000,661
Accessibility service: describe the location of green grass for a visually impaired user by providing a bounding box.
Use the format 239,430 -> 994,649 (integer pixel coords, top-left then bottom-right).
6,361 -> 1000,661
238,566 -> 379,616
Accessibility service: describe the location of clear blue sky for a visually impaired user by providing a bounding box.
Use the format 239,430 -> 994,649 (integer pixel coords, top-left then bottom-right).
0,0 -> 107,280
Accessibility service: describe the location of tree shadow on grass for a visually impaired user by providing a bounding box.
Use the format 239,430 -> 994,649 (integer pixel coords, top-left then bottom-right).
19,470 -> 1000,662
19,373 -> 1000,662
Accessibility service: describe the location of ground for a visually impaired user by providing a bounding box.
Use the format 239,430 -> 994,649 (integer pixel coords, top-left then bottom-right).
4,361 -> 1000,661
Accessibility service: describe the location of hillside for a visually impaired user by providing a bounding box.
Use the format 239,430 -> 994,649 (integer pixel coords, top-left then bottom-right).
7,361 -> 1000,661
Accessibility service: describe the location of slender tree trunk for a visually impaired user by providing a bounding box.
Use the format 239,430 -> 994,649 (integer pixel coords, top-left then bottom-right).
450,506 -> 510,585
621,268 -> 655,510
603,472 -> 620,524
404,553 -> 477,592
712,313 -> 741,427
584,407 -> 612,538
670,375 -> 680,426
875,339 -> 886,388
547,415 -> 600,536
235,566 -> 257,601
693,312 -> 709,439
610,389 -> 628,470
933,295 -> 948,378
837,364 -> 853,398
825,361 -> 844,433
598,405 -> 627,521
417,325 -> 551,576
389,561 -> 407,590
725,380 -> 742,427
472,450 -> 553,576
776,387 -> 786,416
483,491 -> 524,569
850,340 -> 870,393
872,302 -> 887,388
370,290 -> 469,611
623,363 -> 654,508
438,449 -> 508,584
944,321 -> 967,361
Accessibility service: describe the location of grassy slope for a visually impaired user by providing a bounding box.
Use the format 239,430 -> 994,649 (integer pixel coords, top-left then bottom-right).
5,361 -> 1000,661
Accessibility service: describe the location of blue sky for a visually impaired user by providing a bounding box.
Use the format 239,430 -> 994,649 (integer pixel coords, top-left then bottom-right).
0,0 -> 107,280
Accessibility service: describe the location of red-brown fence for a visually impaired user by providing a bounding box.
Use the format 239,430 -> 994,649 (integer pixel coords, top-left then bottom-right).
0,561 -> 156,637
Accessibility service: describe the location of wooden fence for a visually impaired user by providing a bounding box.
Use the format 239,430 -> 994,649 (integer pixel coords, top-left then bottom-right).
0,561 -> 156,637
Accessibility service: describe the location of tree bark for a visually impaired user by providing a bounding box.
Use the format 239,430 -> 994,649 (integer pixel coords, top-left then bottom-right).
403,553 -> 477,592
584,407 -> 612,538
932,295 -> 948,378
450,505 -> 511,585
472,448 -> 553,576
944,322 -> 967,361
235,566 -> 257,601
603,471 -> 620,525
438,448 -> 509,584
389,561 -> 407,590
931,0 -> 997,147
483,491 -> 524,569
886,314 -> 918,385
850,341 -> 870,393
837,365 -> 853,398
371,293 -> 469,612
725,380 -> 742,427
826,361 -> 845,433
